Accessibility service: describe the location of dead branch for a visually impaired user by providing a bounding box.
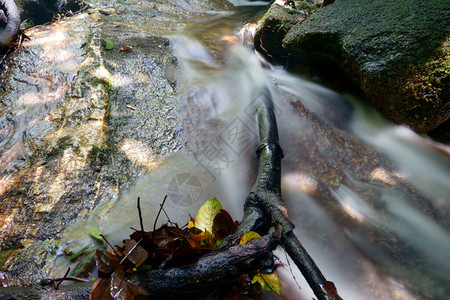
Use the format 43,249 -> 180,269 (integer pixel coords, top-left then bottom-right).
0,235 -> 277,299
222,90 -> 342,300
131,234 -> 277,298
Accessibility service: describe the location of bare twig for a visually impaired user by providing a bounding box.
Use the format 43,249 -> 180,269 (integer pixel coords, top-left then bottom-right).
119,238 -> 144,265
100,234 -> 122,261
151,195 -> 168,250
55,267 -> 71,289
137,197 -> 146,241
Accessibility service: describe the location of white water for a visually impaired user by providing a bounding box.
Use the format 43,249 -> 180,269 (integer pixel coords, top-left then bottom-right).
166,6 -> 450,298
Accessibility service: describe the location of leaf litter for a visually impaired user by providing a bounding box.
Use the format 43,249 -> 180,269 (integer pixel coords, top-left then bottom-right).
61,197 -> 282,299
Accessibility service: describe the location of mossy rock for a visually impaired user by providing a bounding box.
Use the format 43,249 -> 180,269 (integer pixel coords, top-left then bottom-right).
279,0 -> 450,132
254,1 -> 317,65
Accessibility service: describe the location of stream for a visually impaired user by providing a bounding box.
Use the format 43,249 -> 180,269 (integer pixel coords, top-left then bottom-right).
1,1 -> 449,299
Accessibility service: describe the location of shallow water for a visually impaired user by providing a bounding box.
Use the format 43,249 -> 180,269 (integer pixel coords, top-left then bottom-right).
0,14 -> 89,194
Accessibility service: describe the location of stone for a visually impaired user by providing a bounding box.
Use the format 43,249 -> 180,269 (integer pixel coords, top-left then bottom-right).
259,0 -> 450,133
254,1 -> 317,65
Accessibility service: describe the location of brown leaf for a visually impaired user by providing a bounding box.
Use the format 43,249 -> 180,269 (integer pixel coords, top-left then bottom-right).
118,46 -> 133,52
110,272 -> 134,300
90,278 -> 113,300
187,231 -> 216,250
213,209 -> 238,239
122,239 -> 148,268
318,281 -> 343,300
188,217 -> 195,228
96,250 -> 118,278
0,272 -> 9,288
109,272 -> 150,300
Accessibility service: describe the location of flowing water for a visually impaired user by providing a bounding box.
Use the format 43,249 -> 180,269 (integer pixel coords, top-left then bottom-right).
165,2 -> 450,299
1,1 -> 449,299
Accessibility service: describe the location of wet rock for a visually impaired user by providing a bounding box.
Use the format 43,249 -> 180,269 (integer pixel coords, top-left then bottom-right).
254,1 -> 316,65
0,0 -> 21,48
258,0 -> 450,133
16,0 -> 84,27
0,0 -> 233,286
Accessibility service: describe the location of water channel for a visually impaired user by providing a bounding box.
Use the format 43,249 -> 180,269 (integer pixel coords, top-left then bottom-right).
1,1 -> 449,299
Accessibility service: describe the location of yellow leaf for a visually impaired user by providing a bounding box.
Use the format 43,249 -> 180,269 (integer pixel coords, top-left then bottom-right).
239,231 -> 261,244
188,217 -> 195,229
194,197 -> 223,233
251,272 -> 280,295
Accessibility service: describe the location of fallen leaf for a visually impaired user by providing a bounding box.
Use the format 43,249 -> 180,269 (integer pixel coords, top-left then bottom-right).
195,197 -> 223,233
0,272 -> 9,288
187,231 -> 216,250
118,46 -> 133,52
121,239 -> 148,268
96,250 -> 118,278
110,271 -> 149,300
239,231 -> 261,244
213,209 -> 238,239
110,272 -> 133,300
90,278 -> 113,300
101,38 -> 114,50
251,272 -> 280,295
188,217 -> 195,229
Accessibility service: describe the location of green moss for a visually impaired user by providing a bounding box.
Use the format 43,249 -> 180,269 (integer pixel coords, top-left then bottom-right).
0,249 -> 14,268
282,0 -> 450,131
88,144 -> 112,171
46,136 -> 73,158
100,38 -> 114,50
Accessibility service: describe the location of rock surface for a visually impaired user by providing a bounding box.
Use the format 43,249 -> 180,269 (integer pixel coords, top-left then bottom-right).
0,0 -> 232,286
256,0 -> 450,133
254,0 -> 316,65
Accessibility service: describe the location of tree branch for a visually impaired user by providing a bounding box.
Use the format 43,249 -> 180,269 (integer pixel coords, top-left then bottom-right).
131,234 -> 278,298
0,235 -> 277,299
225,90 -> 343,300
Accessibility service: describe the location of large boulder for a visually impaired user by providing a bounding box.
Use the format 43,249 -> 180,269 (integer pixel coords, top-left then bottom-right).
256,0 -> 450,133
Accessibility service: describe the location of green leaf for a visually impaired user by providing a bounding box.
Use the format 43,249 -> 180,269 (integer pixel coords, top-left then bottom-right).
100,38 -> 114,50
70,244 -> 96,260
138,265 -> 152,271
194,197 -> 223,233
252,272 -> 280,295
70,251 -> 96,276
239,231 -> 261,244
86,225 -> 103,241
